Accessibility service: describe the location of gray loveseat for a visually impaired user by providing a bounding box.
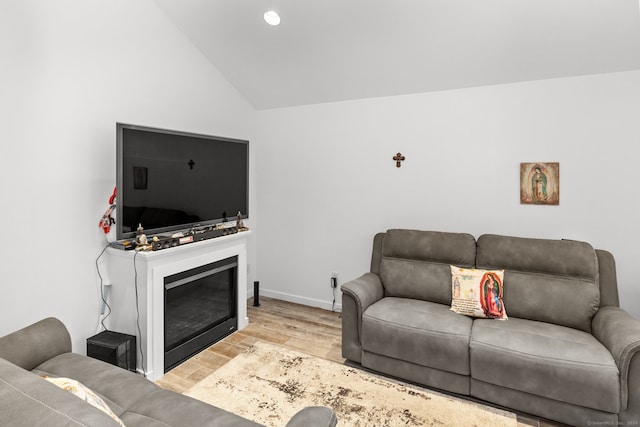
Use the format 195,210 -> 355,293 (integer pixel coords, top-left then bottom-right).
341,229 -> 640,427
0,317 -> 337,427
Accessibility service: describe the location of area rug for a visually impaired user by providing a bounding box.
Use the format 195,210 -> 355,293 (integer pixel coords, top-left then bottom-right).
185,341 -> 517,427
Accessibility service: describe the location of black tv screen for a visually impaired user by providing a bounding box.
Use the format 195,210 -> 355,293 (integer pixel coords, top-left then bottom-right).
116,123 -> 249,240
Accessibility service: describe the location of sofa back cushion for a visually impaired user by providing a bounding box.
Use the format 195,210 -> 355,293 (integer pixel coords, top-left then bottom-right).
476,234 -> 600,332
379,229 -> 476,305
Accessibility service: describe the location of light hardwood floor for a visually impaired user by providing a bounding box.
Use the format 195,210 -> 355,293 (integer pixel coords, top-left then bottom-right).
157,297 -> 566,427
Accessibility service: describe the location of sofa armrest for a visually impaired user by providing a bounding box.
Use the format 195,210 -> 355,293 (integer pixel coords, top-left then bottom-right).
341,273 -> 384,313
340,273 -> 384,363
592,306 -> 640,412
0,318 -> 71,371
285,406 -> 337,427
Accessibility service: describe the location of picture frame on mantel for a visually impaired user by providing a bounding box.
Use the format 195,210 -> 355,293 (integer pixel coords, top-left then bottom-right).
520,162 -> 559,205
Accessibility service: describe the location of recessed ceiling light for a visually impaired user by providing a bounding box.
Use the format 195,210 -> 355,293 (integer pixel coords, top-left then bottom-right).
264,10 -> 281,26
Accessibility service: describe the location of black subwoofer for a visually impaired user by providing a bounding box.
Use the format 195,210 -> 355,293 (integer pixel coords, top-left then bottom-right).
87,330 -> 136,372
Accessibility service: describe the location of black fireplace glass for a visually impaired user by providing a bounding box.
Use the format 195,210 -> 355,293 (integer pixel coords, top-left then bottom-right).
164,256 -> 237,371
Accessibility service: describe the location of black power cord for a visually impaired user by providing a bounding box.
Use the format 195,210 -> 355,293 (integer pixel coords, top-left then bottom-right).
95,243 -> 112,331
133,251 -> 146,378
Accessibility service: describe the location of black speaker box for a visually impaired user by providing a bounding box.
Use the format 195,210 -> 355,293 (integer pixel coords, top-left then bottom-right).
87,330 -> 136,372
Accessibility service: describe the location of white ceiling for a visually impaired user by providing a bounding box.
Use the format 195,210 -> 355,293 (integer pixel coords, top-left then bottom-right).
153,0 -> 640,110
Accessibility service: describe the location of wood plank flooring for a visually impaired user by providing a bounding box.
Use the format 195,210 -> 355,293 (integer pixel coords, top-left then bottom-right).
156,297 -> 342,394
156,297 -> 566,427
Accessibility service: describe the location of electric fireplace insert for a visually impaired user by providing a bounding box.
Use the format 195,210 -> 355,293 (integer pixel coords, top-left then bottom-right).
164,256 -> 237,371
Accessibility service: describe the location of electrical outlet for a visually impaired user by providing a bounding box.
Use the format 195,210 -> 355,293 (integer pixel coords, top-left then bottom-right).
330,272 -> 338,288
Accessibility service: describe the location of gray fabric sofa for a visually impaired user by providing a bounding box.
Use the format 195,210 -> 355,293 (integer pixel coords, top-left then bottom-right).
0,317 -> 337,427
341,229 -> 640,427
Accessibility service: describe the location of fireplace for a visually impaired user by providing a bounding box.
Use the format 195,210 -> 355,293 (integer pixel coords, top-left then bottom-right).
164,256 -> 238,371
104,232 -> 250,381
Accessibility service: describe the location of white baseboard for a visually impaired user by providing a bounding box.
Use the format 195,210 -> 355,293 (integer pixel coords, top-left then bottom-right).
248,287 -> 342,313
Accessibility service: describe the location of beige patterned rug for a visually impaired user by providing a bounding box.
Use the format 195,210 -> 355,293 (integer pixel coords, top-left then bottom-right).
185,341 -> 517,427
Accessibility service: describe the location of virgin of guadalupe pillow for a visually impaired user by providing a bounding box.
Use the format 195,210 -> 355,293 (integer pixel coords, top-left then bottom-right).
450,265 -> 507,320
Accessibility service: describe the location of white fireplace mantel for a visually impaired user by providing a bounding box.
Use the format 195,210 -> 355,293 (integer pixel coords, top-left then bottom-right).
104,231 -> 251,381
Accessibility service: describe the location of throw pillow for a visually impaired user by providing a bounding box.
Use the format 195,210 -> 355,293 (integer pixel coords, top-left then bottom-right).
41,376 -> 126,426
450,265 -> 507,319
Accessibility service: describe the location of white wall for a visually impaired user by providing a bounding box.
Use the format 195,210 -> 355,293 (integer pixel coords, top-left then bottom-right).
255,70 -> 640,319
0,0 -> 256,351
1,1 -> 637,354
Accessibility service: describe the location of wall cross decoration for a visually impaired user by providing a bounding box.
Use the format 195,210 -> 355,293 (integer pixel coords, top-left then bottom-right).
393,152 -> 405,168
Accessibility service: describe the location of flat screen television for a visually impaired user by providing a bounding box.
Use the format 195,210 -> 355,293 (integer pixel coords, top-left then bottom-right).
116,123 -> 249,241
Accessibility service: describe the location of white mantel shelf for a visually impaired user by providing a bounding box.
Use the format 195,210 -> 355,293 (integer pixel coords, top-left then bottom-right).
104,230 -> 252,381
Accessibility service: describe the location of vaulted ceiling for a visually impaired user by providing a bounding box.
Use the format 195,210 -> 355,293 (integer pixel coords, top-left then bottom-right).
153,0 -> 640,110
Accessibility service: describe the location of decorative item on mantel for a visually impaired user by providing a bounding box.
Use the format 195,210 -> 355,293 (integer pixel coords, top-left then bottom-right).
236,211 -> 249,232
393,152 -> 405,168
135,224 -> 153,251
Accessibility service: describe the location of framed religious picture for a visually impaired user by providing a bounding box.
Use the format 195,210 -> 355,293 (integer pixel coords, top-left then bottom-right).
520,162 -> 559,205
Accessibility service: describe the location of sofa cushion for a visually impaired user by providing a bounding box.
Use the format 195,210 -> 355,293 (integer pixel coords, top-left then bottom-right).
476,234 -> 600,332
470,318 -> 620,413
121,389 -> 262,427
35,353 -> 263,426
0,357 -> 123,426
42,376 -> 125,426
362,297 -> 473,375
35,352 -> 158,416
380,229 -> 476,304
450,266 -> 507,320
